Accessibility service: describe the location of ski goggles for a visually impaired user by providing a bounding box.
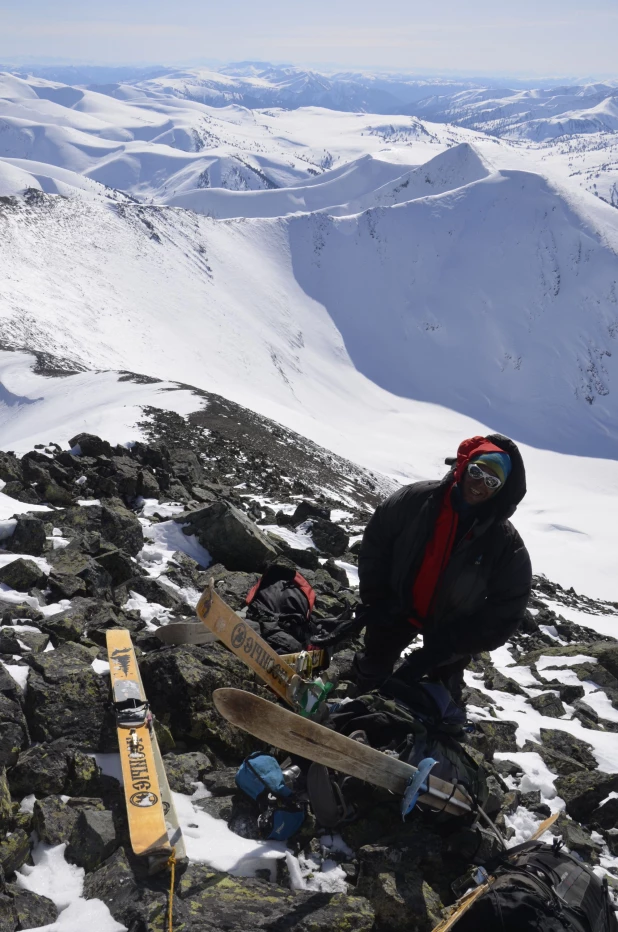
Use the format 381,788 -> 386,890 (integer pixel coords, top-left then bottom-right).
467,462 -> 503,489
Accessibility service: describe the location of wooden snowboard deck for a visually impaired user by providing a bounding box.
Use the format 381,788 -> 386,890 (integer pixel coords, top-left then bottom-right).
107,629 -> 172,857
213,687 -> 471,816
196,584 -> 297,702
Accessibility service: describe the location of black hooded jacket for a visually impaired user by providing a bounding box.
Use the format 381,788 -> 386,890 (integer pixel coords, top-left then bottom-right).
358,434 -> 532,661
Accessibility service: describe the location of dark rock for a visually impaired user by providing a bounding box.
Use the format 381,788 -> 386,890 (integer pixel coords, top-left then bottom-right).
0,770 -> 11,833
0,695 -> 29,770
202,768 -> 238,797
115,575 -> 182,609
43,606 -> 88,643
590,797 -> 618,829
558,683 -> 585,704
0,558 -> 48,592
323,558 -> 349,588
519,790 -> 541,809
465,720 -> 518,758
195,795 -> 234,821
0,828 -> 30,876
528,692 -> 567,718
493,759 -> 523,778
483,668 -> 527,696
48,549 -> 113,600
461,686 -> 497,710
4,515 -> 47,556
176,502 -> 278,572
5,628 -> 48,653
139,645 -> 265,762
66,809 -> 119,872
446,824 -> 503,863
550,814 -> 602,861
59,504 -> 143,556
555,771 -> 618,822
292,501 -> 330,524
24,643 -> 108,748
7,886 -> 58,929
310,518 -> 349,557
9,740 -> 72,796
163,751 -> 213,793
0,453 -> 23,485
573,700 -> 600,728
33,795 -> 79,845
95,549 -> 140,586
593,644 -> 618,680
213,571 -> 259,611
572,662 -> 618,691
69,433 -> 112,456
539,729 -> 598,770
42,480 -> 74,507
526,742 -> 588,776
84,848 -> 375,932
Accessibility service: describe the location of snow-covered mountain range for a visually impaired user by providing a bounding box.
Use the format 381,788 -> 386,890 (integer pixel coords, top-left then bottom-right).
1,67 -> 618,601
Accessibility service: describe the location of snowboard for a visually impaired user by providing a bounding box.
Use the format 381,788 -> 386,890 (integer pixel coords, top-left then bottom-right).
432,811 -> 561,932
196,584 -> 332,715
212,687 -> 472,817
155,619 -> 327,672
155,622 -> 217,646
106,629 -> 185,863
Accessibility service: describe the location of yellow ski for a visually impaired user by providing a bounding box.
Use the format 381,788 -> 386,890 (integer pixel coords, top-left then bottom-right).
196,583 -> 334,716
106,629 -> 171,858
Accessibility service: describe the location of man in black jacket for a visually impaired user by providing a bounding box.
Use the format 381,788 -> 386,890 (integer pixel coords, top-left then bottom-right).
353,434 -> 532,696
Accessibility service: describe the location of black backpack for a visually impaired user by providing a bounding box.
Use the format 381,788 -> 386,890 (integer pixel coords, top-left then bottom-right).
328,681 -> 489,810
454,839 -> 618,932
246,563 -> 360,654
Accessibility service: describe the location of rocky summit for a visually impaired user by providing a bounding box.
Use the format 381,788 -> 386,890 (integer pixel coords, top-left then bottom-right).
0,415 -> 618,931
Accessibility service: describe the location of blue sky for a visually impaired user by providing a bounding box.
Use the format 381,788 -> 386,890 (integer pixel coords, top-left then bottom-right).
0,0 -> 616,76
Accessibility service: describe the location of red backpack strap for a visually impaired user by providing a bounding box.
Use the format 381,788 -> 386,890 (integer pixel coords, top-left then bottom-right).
293,571 -> 316,618
245,580 -> 261,606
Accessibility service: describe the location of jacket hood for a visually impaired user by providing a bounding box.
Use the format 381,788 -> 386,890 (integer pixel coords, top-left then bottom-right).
445,434 -> 527,521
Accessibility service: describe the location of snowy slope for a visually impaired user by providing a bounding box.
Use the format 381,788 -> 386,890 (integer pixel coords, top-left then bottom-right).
2,149 -> 618,600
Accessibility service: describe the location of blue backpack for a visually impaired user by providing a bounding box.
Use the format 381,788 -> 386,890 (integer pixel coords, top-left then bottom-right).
235,753 -> 305,841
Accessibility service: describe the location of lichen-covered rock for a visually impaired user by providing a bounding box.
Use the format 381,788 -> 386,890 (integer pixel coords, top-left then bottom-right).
0,828 -> 30,876
0,694 -> 29,770
555,771 -> 618,822
0,770 -> 11,833
464,720 -> 518,758
4,515 -> 47,556
163,751 -> 213,793
48,548 -> 113,601
0,558 -> 48,592
527,692 -> 567,718
550,814 -> 602,862
524,741 -> 587,777
66,809 -> 119,872
539,729 -> 598,769
24,643 -> 109,748
139,645 -> 267,761
356,840 -> 444,932
58,503 -> 144,556
84,848 -> 375,932
0,886 -> 57,930
33,795 -> 79,845
8,740 -> 72,797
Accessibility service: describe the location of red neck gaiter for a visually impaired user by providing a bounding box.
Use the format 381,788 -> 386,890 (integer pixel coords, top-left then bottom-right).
409,436 -> 507,629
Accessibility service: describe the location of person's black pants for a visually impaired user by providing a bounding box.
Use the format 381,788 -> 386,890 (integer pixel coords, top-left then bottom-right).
352,614 -> 417,693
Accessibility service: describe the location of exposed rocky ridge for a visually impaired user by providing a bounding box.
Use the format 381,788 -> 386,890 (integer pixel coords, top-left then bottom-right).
0,427 -> 617,930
